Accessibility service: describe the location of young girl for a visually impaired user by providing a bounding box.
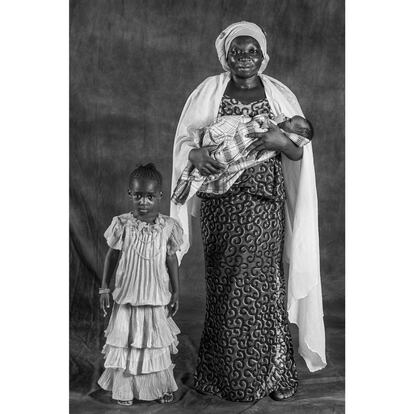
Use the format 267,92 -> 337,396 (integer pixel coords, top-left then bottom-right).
97,163 -> 183,406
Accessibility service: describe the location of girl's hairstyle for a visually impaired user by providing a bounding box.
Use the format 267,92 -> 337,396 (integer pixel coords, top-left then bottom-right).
129,163 -> 163,188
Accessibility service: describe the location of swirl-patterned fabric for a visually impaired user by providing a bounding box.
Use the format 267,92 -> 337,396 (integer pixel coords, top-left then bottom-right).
193,96 -> 298,401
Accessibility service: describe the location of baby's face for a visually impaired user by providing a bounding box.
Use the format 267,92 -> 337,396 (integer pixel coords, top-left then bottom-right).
280,116 -> 311,138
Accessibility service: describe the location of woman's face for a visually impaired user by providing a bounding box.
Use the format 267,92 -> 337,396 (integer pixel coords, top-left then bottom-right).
226,36 -> 263,78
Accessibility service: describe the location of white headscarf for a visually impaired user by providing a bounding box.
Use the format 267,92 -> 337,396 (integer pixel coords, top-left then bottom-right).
215,21 -> 270,73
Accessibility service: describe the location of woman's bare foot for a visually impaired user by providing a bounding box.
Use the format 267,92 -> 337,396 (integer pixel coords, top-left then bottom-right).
117,399 -> 133,406
269,388 -> 296,401
156,392 -> 174,404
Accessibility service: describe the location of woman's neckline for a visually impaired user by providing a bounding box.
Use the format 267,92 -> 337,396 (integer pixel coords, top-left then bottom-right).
222,93 -> 268,106
223,78 -> 266,104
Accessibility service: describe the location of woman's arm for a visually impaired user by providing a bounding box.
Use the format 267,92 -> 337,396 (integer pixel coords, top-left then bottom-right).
99,247 -> 121,315
166,253 -> 179,317
277,133 -> 303,161
247,122 -> 303,161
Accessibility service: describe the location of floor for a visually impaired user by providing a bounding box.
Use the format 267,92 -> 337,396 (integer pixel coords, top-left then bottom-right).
70,314 -> 344,414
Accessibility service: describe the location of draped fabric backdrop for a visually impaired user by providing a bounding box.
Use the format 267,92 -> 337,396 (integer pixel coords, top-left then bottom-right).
70,0 -> 344,408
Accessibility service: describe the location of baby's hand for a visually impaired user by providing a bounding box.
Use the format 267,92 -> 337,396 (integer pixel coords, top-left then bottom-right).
99,293 -> 111,317
252,114 -> 270,130
167,292 -> 179,317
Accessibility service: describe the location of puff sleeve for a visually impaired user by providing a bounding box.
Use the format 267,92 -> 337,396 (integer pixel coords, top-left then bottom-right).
166,218 -> 184,256
104,217 -> 125,250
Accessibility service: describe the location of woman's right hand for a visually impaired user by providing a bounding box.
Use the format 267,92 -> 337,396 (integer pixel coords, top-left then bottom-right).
189,147 -> 225,176
100,293 -> 111,317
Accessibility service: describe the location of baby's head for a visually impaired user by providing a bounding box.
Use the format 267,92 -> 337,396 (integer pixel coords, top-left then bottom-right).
128,163 -> 163,222
279,115 -> 313,140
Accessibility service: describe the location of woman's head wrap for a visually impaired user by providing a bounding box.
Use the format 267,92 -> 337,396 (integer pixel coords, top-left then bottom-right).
215,21 -> 270,73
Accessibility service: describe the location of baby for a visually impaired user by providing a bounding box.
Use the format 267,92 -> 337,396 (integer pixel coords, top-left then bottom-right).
171,113 -> 313,205
275,114 -> 313,147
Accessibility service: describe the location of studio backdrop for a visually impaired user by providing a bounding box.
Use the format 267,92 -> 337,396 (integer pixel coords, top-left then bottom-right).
70,0 -> 344,394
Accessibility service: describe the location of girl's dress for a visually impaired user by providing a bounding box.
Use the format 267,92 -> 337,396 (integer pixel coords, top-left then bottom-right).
98,212 -> 183,402
193,95 -> 298,401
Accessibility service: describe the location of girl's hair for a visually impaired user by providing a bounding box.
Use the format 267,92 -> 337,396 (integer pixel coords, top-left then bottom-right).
129,163 -> 163,188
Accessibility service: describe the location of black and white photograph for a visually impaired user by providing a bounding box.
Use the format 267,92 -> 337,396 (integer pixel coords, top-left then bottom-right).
69,1 -> 344,412
5,1 -> 414,413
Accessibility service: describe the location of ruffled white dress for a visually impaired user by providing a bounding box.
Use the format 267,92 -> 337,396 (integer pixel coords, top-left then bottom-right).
97,213 -> 183,402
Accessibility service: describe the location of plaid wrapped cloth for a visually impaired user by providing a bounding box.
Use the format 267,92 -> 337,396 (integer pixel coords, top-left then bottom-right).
288,133 -> 310,147
171,114 -> 307,205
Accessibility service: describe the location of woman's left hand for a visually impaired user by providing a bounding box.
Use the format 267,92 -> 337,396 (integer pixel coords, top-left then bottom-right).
247,121 -> 303,161
246,121 -> 288,157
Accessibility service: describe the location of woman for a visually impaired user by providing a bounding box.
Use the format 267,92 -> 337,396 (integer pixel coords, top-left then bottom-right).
171,21 -> 326,402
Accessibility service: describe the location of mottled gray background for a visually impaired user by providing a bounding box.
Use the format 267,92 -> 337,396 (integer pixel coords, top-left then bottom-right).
70,0 -> 344,410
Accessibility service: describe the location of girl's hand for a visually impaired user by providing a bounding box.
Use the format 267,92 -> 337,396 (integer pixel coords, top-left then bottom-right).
100,293 -> 111,317
167,292 -> 179,317
246,121 -> 289,157
189,147 -> 225,176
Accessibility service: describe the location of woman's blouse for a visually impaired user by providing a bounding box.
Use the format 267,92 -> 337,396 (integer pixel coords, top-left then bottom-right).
198,94 -> 286,202
104,213 -> 183,306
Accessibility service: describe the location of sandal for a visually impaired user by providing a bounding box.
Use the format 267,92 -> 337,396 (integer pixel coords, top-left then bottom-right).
156,392 -> 174,404
117,399 -> 133,406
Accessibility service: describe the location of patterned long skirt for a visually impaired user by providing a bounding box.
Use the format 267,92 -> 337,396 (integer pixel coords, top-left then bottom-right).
193,189 -> 298,401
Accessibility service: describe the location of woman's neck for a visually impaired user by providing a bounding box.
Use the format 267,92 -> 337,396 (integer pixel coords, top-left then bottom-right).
225,75 -> 265,103
230,74 -> 261,90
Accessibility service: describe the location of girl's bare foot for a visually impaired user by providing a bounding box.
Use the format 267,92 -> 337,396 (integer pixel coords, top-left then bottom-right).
117,399 -> 133,406
157,392 -> 174,404
269,388 -> 296,401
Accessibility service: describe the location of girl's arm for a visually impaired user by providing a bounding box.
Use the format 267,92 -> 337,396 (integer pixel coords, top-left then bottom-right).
166,253 -> 179,317
99,247 -> 121,315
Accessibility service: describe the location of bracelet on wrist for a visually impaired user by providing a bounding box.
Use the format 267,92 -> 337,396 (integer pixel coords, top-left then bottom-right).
99,288 -> 111,294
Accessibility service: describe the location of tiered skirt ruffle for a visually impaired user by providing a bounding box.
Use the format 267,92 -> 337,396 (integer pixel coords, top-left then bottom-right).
98,303 -> 180,401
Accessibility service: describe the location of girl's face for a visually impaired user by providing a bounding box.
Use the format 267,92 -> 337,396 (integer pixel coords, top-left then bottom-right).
128,177 -> 162,222
226,36 -> 263,79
